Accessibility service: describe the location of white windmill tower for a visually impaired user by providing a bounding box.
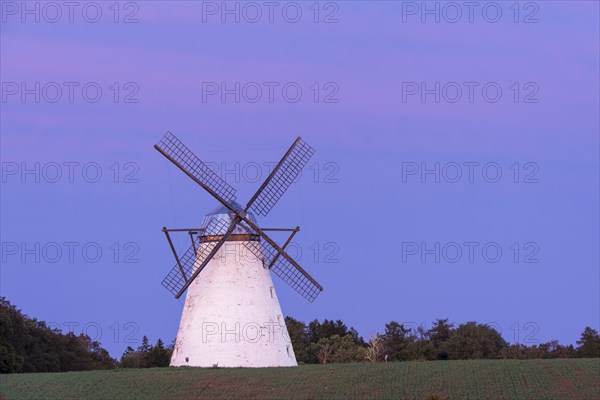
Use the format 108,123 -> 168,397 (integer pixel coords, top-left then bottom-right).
155,132 -> 323,368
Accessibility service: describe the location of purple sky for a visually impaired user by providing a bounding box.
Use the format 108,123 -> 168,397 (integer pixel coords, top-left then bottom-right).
1,1 -> 598,357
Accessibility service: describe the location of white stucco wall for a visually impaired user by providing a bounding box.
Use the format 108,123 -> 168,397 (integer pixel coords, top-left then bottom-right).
170,240 -> 298,368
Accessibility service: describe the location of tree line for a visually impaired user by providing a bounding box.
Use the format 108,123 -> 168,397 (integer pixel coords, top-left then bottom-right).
0,297 -> 115,373
1,296 -> 598,373
286,317 -> 600,364
0,297 -> 174,373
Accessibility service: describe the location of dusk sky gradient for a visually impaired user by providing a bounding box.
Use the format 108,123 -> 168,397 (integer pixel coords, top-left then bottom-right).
1,1 -> 598,357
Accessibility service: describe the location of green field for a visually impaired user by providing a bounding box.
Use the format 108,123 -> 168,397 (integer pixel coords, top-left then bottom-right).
1,359 -> 598,400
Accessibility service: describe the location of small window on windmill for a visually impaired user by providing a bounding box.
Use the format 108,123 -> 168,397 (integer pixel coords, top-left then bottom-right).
270,287 -> 274,298
286,346 -> 291,357
277,315 -> 282,323
185,357 -> 189,363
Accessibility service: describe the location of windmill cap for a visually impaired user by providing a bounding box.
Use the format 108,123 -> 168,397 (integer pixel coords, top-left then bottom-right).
201,201 -> 257,235
206,200 -> 246,216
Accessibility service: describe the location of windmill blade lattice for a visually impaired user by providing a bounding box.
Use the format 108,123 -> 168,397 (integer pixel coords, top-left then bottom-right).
155,132 -> 237,203
161,218 -> 232,296
247,138 -> 315,217
243,238 -> 321,303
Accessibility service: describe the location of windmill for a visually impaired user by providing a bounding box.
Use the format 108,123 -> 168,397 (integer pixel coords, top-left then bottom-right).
154,132 -> 323,368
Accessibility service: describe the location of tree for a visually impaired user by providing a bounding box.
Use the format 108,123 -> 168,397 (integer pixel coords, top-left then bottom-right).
349,327 -> 366,346
381,321 -> 416,361
313,335 -> 365,364
543,340 -> 576,358
365,334 -> 387,362
500,341 -> 577,360
285,317 -> 310,363
120,347 -> 142,368
308,319 -> 349,342
441,322 -> 507,360
120,338 -> 174,368
576,327 -> 600,358
147,339 -> 171,367
139,336 -> 151,354
406,339 -> 435,361
0,313 -> 22,373
304,318 -> 365,363
500,344 -> 530,359
121,346 -> 135,359
315,339 -> 332,364
428,319 -> 454,360
329,335 -> 365,363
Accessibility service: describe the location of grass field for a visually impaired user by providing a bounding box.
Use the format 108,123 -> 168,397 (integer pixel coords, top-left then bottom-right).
1,359 -> 599,400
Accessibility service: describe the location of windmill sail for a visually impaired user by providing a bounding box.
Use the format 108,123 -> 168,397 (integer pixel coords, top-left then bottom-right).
155,132 -> 237,204
242,237 -> 322,303
246,137 -> 315,216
